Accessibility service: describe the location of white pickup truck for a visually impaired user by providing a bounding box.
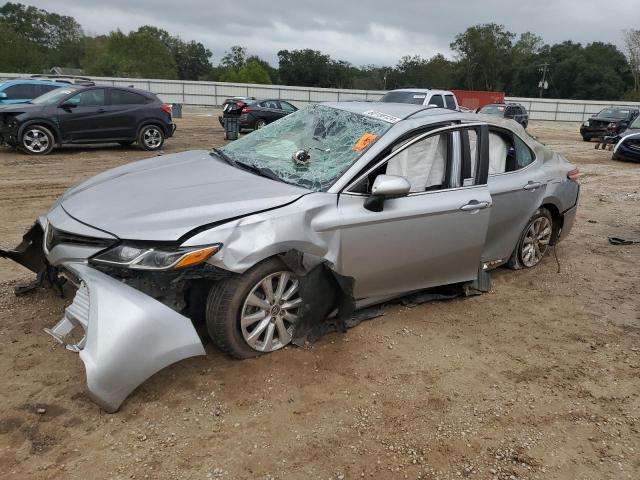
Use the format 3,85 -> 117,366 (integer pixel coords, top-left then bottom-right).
381,89 -> 459,110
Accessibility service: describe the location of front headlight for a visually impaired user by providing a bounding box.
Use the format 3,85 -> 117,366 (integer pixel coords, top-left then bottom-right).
90,243 -> 222,270
608,122 -> 616,128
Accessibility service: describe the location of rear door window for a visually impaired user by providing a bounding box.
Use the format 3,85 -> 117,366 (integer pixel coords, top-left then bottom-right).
110,89 -> 147,105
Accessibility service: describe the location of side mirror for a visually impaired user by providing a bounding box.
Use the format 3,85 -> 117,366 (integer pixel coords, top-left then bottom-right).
59,101 -> 78,109
364,175 -> 411,212
0,92 -> 7,99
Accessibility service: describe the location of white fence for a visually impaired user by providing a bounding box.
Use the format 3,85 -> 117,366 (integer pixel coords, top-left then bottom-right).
2,72 -> 639,122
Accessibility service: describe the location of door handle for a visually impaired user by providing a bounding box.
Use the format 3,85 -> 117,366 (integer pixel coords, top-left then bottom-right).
460,201 -> 490,211
523,181 -> 542,191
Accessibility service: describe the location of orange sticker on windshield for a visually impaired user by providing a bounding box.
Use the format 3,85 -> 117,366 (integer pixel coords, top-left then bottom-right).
353,133 -> 379,152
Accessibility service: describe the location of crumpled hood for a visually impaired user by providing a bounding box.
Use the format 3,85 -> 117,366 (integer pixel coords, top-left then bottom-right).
59,150 -> 309,241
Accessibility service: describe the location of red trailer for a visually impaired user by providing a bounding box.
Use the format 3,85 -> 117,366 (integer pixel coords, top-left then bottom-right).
451,90 -> 505,111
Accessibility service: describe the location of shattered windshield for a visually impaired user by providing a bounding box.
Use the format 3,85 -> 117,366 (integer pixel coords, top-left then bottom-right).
217,104 -> 391,191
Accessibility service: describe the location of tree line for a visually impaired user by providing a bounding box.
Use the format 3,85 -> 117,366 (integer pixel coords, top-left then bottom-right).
1,2 -> 639,101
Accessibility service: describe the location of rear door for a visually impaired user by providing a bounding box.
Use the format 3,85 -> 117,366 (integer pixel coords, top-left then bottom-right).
103,89 -> 150,139
337,124 -> 492,299
482,128 -> 545,263
57,88 -> 108,141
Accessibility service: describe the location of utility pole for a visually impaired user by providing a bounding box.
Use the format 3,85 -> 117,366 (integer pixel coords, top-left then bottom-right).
538,63 -> 549,98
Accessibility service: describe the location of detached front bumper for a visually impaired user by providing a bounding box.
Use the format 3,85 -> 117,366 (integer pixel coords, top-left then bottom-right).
45,263 -> 206,412
1,215 -> 207,412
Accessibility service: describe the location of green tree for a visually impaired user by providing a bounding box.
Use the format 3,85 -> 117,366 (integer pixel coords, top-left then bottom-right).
0,21 -> 45,72
278,49 -> 355,88
83,29 -> 177,79
0,2 -> 84,70
136,26 -> 212,80
451,23 -> 515,90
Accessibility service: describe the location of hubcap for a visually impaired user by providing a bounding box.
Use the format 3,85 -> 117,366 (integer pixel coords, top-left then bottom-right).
521,216 -> 552,267
240,271 -> 301,352
23,129 -> 50,153
256,120 -> 266,129
143,128 -> 162,148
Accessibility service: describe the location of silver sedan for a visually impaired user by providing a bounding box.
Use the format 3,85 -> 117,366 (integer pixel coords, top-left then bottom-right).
1,102 -> 579,411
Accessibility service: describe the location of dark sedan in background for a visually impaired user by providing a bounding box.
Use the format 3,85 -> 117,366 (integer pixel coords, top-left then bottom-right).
477,103 -> 529,128
580,107 -> 640,141
218,97 -> 297,131
0,85 -> 175,155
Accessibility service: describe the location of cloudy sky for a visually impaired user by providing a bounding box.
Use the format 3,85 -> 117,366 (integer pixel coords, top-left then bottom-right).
21,0 -> 640,66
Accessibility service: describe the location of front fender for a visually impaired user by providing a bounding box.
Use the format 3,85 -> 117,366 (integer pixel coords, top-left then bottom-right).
17,118 -> 62,143
45,263 -> 206,412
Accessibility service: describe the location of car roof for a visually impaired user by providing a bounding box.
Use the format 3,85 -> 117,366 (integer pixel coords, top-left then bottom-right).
0,79 -> 71,88
71,85 -> 156,97
385,88 -> 454,95
324,101 -> 432,120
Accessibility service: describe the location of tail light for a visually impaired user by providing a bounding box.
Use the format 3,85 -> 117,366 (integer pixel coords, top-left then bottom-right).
160,104 -> 171,114
241,106 -> 252,113
567,168 -> 580,183
235,101 -> 246,109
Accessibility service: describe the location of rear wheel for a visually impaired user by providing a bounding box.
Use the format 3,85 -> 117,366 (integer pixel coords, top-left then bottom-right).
507,208 -> 553,269
138,125 -> 165,151
254,119 -> 267,129
206,258 -> 301,359
20,125 -> 55,155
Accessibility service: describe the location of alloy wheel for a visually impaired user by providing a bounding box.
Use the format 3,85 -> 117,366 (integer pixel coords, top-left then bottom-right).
143,127 -> 162,149
22,129 -> 50,153
521,216 -> 552,267
240,271 -> 301,352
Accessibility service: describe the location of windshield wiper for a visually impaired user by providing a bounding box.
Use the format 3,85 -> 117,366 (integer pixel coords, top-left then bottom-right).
211,149 -> 290,185
211,148 -> 236,166
235,161 -> 289,184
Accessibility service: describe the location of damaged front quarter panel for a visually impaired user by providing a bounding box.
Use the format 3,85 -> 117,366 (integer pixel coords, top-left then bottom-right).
45,263 -> 206,412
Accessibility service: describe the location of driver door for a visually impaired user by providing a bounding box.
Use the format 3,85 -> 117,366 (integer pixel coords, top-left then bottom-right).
337,124 -> 492,300
57,88 -> 108,141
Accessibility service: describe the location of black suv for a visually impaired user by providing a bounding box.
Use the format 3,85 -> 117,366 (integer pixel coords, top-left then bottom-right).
477,103 -> 529,128
0,85 -> 175,155
580,107 -> 640,141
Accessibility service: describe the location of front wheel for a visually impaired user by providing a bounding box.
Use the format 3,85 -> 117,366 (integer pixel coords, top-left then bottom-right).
507,208 -> 553,269
20,125 -> 55,155
138,125 -> 165,151
205,258 -> 302,358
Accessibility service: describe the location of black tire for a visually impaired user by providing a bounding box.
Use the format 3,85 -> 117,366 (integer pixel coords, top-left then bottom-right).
137,124 -> 165,151
118,140 -> 134,147
507,207 -> 553,270
254,119 -> 267,129
206,257 -> 299,359
20,125 -> 55,155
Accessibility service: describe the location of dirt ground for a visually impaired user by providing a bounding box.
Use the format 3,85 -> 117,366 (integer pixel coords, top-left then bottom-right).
0,115 -> 638,480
